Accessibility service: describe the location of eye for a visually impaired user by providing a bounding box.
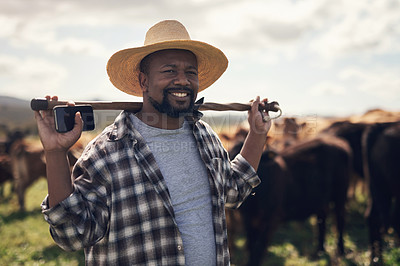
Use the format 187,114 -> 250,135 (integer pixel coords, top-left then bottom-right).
186,70 -> 198,75
162,69 -> 175,73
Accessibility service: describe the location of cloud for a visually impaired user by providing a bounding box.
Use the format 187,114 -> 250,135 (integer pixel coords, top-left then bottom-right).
307,63 -> 400,105
309,81 -> 346,96
199,0 -> 335,47
192,0 -> 400,63
1,0 -> 398,60
0,14 -> 108,57
339,66 -> 400,101
0,0 -> 399,116
0,54 -> 67,98
310,0 -> 400,59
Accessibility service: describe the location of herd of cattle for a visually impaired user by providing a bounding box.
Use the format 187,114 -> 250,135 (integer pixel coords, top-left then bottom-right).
222,109 -> 400,265
0,109 -> 399,265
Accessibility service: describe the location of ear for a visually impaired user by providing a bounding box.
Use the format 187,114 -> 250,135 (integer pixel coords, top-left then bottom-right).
139,72 -> 149,93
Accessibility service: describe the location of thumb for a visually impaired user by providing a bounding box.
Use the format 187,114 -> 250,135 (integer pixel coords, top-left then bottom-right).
73,112 -> 84,132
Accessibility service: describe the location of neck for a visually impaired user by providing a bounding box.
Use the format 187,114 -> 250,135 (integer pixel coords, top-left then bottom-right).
135,110 -> 185,130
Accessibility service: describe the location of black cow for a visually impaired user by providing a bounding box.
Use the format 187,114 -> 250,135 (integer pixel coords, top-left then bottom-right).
229,136 -> 352,266
363,121 -> 400,265
322,121 -> 369,197
0,154 -> 13,196
322,121 -> 368,179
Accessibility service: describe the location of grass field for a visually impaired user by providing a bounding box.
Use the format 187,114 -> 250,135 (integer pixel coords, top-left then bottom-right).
1,178 -> 399,265
228,188 -> 400,266
0,180 -> 84,266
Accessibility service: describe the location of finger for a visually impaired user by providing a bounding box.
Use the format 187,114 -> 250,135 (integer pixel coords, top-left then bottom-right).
251,96 -> 261,112
74,112 -> 84,132
67,101 -> 76,107
34,110 -> 43,121
260,98 -> 268,107
39,107 -> 54,119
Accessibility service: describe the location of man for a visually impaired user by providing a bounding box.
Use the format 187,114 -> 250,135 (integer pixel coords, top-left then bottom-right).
35,20 -> 271,265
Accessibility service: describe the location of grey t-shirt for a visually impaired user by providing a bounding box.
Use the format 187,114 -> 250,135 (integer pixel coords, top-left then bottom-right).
131,114 -> 217,266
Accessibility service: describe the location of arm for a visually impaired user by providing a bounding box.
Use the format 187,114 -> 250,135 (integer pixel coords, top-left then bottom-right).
240,96 -> 271,171
34,96 -> 83,207
224,96 -> 270,208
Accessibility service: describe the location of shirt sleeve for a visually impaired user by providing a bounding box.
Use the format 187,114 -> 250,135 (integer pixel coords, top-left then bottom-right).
41,140 -> 111,252
41,180 -> 110,251
232,153 -> 260,187
224,153 -> 261,209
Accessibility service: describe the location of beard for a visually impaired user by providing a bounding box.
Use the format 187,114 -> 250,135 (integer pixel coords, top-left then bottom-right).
147,87 -> 195,118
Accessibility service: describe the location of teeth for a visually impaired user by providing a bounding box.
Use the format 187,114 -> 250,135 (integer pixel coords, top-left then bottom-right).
171,92 -> 188,98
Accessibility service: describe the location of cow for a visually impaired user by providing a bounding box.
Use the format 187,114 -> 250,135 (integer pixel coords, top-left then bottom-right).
9,139 -> 47,211
8,138 -> 82,211
0,154 -> 13,197
321,121 -> 369,198
362,121 -> 400,265
0,129 -> 25,198
228,134 -> 352,266
281,117 -> 306,141
270,117 -> 307,150
322,121 -> 368,178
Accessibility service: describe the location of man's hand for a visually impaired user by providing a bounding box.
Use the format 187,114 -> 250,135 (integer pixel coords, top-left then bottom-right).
239,96 -> 272,171
248,96 -> 272,136
34,95 -> 83,153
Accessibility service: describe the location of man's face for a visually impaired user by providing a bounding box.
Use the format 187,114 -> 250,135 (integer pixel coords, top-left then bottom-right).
140,49 -> 199,118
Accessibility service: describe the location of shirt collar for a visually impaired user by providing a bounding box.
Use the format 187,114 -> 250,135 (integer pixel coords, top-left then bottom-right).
107,110 -> 203,141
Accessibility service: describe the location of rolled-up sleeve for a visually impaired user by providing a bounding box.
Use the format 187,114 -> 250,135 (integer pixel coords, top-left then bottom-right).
232,153 -> 260,188
42,192 -> 80,226
41,182 -> 110,252
224,153 -> 260,209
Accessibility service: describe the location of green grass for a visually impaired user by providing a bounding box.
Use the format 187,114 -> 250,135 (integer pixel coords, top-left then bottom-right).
1,179 -> 399,265
0,179 -> 84,266
229,188 -> 400,266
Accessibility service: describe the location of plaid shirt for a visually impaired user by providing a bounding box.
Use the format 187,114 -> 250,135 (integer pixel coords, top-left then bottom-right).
42,111 -> 260,266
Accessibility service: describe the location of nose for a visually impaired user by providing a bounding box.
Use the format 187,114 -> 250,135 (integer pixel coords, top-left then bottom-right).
173,71 -> 190,86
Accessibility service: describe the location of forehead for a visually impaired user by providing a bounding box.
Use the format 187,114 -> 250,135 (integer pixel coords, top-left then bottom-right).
146,49 -> 197,67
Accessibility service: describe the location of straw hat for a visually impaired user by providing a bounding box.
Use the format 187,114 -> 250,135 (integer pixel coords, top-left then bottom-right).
106,20 -> 228,97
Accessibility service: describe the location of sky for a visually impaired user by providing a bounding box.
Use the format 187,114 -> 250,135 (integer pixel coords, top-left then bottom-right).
0,0 -> 399,117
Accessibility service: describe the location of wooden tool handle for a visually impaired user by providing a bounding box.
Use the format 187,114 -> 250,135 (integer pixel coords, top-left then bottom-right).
30,98 -> 282,119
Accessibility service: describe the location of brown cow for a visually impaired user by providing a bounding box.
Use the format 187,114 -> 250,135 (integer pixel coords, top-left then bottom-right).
228,135 -> 352,266
9,139 -> 46,210
8,138 -> 81,211
2,125 -> 82,209
0,129 -> 25,198
271,117 -> 308,150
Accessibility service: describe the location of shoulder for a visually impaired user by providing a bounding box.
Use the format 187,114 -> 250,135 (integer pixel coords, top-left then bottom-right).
193,120 -> 228,158
78,112 -> 136,163
194,120 -> 220,139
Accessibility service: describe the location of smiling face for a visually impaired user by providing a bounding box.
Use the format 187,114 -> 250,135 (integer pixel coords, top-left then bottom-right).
139,49 -> 199,119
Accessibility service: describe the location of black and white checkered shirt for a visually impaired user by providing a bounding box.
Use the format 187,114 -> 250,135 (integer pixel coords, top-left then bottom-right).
42,110 -> 260,266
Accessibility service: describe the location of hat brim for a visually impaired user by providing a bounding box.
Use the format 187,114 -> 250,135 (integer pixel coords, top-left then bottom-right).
106,40 -> 228,97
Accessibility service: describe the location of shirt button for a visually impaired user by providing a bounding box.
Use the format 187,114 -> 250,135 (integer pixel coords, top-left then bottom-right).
177,245 -> 182,251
